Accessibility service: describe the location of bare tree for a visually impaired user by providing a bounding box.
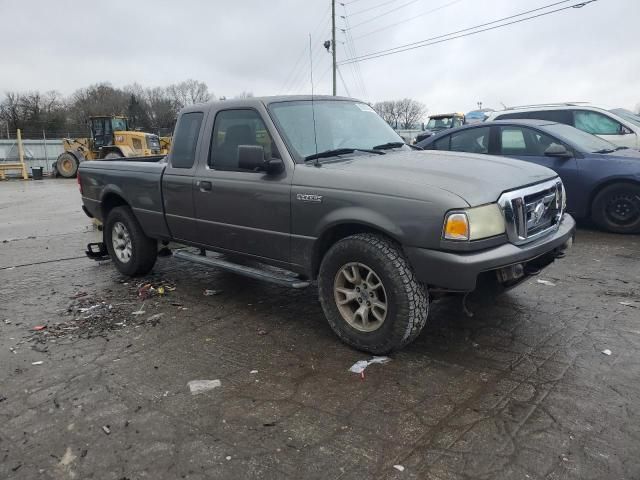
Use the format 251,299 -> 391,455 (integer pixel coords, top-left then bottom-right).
234,91 -> 254,99
166,79 -> 211,108
68,83 -> 129,124
0,92 -> 24,131
396,98 -> 427,130
372,100 -> 400,128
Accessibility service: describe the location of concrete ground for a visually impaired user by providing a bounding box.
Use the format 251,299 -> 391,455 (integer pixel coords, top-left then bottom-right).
1,179 -> 639,480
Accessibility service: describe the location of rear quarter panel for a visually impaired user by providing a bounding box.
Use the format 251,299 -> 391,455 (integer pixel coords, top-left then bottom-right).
80,161 -> 169,239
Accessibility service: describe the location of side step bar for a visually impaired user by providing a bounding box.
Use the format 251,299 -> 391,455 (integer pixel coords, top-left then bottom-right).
173,250 -> 310,289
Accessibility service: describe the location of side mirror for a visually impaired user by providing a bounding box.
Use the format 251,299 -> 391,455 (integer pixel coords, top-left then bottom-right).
265,157 -> 284,174
238,145 -> 266,171
544,144 -> 571,158
237,145 -> 284,174
619,125 -> 632,135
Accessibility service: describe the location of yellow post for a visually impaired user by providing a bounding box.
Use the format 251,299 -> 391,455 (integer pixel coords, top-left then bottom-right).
17,129 -> 28,180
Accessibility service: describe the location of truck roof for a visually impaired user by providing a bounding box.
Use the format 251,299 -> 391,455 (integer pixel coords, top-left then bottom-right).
181,95 -> 360,113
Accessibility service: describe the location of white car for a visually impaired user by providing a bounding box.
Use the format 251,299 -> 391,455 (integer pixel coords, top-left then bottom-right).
486,103 -> 640,149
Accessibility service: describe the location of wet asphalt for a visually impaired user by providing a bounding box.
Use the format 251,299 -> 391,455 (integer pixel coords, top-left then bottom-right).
1,178 -> 639,479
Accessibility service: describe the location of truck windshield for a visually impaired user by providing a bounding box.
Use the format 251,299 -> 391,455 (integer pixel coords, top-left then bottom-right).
112,118 -> 128,131
426,117 -> 454,130
269,100 -> 404,161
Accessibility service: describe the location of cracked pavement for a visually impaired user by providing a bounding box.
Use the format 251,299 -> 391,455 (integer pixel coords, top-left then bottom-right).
1,179 -> 639,479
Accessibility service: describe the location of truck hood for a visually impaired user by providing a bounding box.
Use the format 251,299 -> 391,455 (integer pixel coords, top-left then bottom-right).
315,149 -> 558,206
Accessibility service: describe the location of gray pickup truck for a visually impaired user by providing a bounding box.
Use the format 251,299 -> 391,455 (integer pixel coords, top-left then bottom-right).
79,95 -> 575,353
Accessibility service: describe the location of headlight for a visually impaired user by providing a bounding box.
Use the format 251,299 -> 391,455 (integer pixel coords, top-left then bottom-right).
443,204 -> 505,241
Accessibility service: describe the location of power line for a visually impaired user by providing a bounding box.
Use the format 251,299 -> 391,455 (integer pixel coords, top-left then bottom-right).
345,0 -> 397,16
347,0 -> 423,29
338,0 -> 597,65
340,6 -> 369,99
353,0 -> 465,41
336,66 -> 352,96
280,6 -> 330,94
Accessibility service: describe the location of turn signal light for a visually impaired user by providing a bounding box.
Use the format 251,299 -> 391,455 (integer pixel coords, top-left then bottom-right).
443,213 -> 469,240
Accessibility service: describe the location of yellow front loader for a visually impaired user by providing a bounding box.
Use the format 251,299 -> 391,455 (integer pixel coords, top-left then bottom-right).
55,116 -> 171,178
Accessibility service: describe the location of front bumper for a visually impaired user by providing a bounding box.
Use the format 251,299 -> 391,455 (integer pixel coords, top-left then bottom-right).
405,213 -> 576,292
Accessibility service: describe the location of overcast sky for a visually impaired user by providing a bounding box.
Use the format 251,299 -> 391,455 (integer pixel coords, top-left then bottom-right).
1,0 -> 638,113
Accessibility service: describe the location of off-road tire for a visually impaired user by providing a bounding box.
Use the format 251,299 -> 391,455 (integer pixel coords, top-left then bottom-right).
104,206 -> 157,276
591,182 -> 640,234
104,152 -> 123,159
56,152 -> 79,178
318,233 -> 429,354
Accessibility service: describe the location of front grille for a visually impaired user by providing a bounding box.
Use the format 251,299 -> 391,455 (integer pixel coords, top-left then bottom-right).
498,179 -> 564,245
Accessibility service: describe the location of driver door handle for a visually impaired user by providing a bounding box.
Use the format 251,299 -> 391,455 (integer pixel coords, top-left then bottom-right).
197,180 -> 212,192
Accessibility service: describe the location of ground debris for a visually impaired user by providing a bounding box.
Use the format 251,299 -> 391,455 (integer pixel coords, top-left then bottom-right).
619,301 -> 638,308
393,465 -> 405,472
27,289 -> 170,345
602,349 -> 612,356
187,379 -> 221,395
536,279 -> 556,286
349,356 -> 391,378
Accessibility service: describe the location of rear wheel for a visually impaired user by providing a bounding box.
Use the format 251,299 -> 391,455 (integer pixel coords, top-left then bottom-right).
318,233 -> 428,354
104,206 -> 157,276
591,183 -> 640,234
56,152 -> 78,178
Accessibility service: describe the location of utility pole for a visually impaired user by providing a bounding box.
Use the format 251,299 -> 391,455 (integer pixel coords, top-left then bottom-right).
331,0 -> 337,96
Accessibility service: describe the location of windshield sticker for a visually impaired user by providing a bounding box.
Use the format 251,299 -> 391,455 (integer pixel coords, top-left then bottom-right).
355,103 -> 376,113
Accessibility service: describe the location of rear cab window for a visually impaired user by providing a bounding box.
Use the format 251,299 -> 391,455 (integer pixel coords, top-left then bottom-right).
171,112 -> 204,169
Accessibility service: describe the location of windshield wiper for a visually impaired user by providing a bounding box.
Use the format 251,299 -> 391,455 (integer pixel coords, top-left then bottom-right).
615,146 -> 629,150
593,148 -> 616,154
372,141 -> 406,150
304,148 -> 385,162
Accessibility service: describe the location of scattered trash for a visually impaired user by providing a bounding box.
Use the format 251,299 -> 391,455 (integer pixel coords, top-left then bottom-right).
102,425 -> 111,435
601,349 -> 612,356
137,282 -> 174,299
4,319 -> 12,324
187,379 -> 222,395
250,370 -> 258,374
147,313 -> 164,325
349,356 -> 391,379
257,329 -> 268,336
59,447 -> 77,467
32,325 -> 47,331
536,279 -> 556,286
31,361 -> 43,365
472,342 -> 479,348
393,465 -> 405,472
204,289 -> 223,296
131,305 -> 146,316
619,301 -> 638,308
225,456 -> 232,461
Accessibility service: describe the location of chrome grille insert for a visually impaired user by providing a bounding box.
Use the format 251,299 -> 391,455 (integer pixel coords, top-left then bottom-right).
498,178 -> 564,245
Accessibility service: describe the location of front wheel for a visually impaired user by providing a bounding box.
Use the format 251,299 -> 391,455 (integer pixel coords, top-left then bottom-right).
318,233 -> 428,354
591,183 -> 640,234
56,152 -> 78,178
104,206 -> 157,276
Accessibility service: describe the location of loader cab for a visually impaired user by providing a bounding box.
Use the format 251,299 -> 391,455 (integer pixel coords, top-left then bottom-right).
89,116 -> 129,149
